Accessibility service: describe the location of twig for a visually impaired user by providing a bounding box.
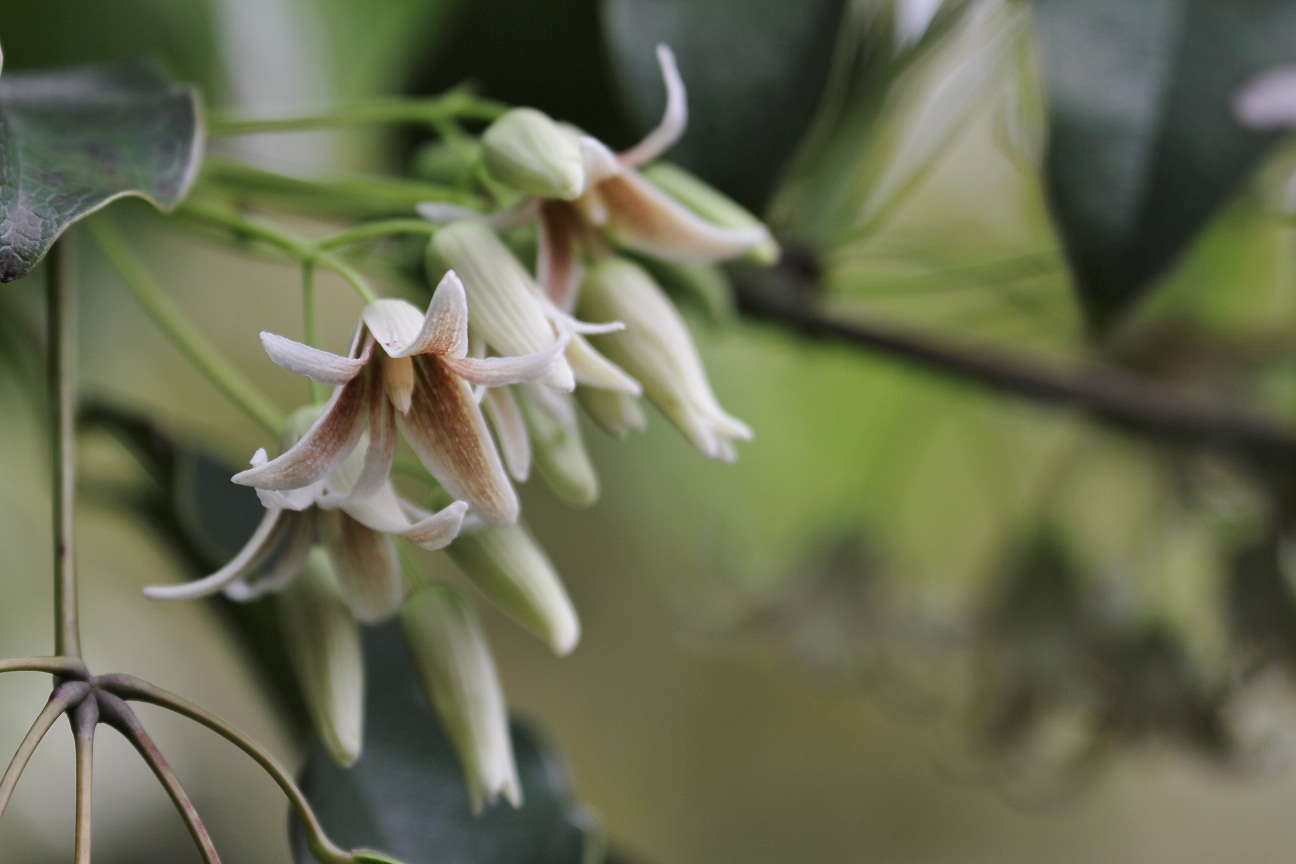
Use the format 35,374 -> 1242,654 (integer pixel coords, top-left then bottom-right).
48,241 -> 81,659
731,262 -> 1296,482
98,675 -> 353,864
72,696 -> 98,864
0,656 -> 89,678
0,682 -> 91,826
97,692 -> 222,864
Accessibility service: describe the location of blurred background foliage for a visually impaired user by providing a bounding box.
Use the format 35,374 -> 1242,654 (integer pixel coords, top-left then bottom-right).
6,0 -> 1296,861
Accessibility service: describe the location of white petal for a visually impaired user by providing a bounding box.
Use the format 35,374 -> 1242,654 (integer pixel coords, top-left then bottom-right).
145,508 -> 287,600
318,391 -> 397,508
442,330 -> 570,388
224,508 -> 318,601
389,271 -> 470,359
602,170 -> 770,263
362,298 -> 428,357
537,203 -> 584,312
393,500 -> 469,551
482,386 -> 532,482
262,332 -> 368,386
545,304 -> 625,335
565,332 -> 642,395
320,509 -> 405,624
342,485 -> 468,552
578,134 -> 623,186
233,373 -> 370,491
618,44 -> 688,167
248,450 -> 321,510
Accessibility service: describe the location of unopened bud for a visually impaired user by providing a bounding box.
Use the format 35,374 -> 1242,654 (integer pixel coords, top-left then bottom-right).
429,221 -> 574,391
640,162 -> 780,265
482,108 -> 588,200
401,585 -> 521,811
578,257 -> 751,461
448,519 -> 581,656
575,386 -> 647,439
278,550 -> 364,768
516,383 -> 599,508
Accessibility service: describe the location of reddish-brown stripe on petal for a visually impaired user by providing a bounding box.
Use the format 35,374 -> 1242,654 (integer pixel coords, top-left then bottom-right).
537,202 -> 583,312
401,357 -> 518,524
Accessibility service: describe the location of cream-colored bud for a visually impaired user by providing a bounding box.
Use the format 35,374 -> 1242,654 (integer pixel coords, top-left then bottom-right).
575,386 -> 647,439
515,383 -> 599,508
448,519 -> 581,657
429,221 -> 574,391
481,108 -> 588,201
277,550 -> 364,768
640,162 -> 781,265
578,257 -> 751,462
401,585 -> 521,811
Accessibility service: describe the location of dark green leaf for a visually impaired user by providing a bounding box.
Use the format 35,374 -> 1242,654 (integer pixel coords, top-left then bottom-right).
602,0 -> 846,208
1032,0 -> 1296,329
294,625 -> 598,864
0,62 -> 201,282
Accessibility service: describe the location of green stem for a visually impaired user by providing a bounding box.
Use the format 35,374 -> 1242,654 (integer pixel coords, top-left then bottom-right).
175,201 -> 379,303
0,656 -> 89,677
72,696 -> 98,864
0,682 -> 90,826
315,219 -> 443,251
302,262 -> 325,405
48,240 -> 81,660
207,90 -> 506,135
99,693 -> 222,864
100,675 -> 354,864
89,219 -> 286,437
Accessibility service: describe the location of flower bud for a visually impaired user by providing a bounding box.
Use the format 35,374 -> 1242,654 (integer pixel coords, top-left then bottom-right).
516,383 -> 599,508
448,520 -> 581,657
640,162 -> 781,265
429,221 -> 574,391
481,108 -> 588,200
401,585 -> 521,811
575,386 -> 647,439
278,550 -> 364,768
578,257 -> 751,461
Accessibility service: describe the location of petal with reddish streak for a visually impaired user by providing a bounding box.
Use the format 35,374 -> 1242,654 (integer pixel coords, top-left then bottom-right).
320,509 -> 405,624
601,171 -> 769,263
262,332 -> 369,386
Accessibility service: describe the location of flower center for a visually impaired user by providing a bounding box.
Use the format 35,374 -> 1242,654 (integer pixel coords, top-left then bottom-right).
383,354 -> 415,414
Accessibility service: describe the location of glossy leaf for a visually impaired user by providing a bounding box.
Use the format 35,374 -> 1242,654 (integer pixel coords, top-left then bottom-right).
1032,0 -> 1296,329
294,625 -> 598,864
602,0 -> 846,208
0,62 -> 201,282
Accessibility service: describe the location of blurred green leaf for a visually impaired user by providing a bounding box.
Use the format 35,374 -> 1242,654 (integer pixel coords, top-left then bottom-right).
0,63 -> 200,282
602,0 -> 846,208
295,625 -> 598,864
1031,0 -> 1296,330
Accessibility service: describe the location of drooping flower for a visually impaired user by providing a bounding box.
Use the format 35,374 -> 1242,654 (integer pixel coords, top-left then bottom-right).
471,44 -> 778,311
232,270 -> 567,525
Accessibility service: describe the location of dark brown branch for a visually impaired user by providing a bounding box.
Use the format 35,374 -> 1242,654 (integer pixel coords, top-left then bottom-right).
731,262 -> 1296,482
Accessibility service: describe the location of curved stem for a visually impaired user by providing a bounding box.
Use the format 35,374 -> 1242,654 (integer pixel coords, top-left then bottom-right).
72,696 -> 98,864
176,202 -> 379,303
0,656 -> 89,678
97,693 -> 221,864
48,241 -> 81,659
0,682 -> 91,826
315,219 -> 443,251
98,675 -> 353,864
89,219 -> 286,437
206,90 -> 506,136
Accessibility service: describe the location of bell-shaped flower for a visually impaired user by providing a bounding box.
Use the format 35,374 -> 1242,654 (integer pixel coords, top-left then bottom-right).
232,271 -> 567,525
144,428 -> 468,624
578,256 -> 752,461
472,45 -> 776,310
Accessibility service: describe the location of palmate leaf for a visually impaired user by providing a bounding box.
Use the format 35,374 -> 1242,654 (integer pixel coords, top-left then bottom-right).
294,626 -> 598,864
0,60 -> 201,282
1031,0 -> 1296,331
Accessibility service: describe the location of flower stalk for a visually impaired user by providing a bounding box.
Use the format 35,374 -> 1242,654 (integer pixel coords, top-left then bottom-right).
48,239 -> 81,659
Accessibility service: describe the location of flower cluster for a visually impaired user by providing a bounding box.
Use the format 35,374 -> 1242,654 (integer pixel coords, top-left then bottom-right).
145,44 -> 773,812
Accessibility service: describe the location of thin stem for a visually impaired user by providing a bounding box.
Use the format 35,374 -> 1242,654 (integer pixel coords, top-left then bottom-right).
732,263 -> 1296,481
315,219 -> 443,251
97,693 -> 221,864
98,675 -> 353,864
88,219 -> 286,437
302,262 -> 325,405
48,240 -> 81,660
0,682 -> 91,826
72,696 -> 98,864
206,90 -> 506,135
175,201 -> 379,303
0,656 -> 89,678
